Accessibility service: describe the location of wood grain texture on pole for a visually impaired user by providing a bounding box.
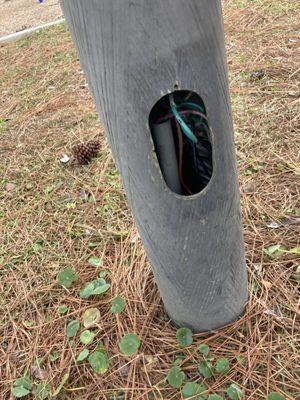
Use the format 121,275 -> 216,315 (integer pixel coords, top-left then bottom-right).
60,0 -> 248,332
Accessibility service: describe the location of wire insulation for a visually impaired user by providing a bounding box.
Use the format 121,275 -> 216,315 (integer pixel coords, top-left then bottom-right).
170,94 -> 198,143
150,91 -> 213,196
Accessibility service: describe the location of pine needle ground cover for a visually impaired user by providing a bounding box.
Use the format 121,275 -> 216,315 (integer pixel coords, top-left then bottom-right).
0,1 -> 299,399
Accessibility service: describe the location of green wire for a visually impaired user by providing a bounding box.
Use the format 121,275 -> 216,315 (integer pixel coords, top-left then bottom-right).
171,104 -> 198,143
178,102 -> 207,126
179,102 -> 205,114
169,94 -> 198,143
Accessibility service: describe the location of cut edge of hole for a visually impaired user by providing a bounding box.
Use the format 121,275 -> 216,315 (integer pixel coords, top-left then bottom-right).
149,90 -> 215,198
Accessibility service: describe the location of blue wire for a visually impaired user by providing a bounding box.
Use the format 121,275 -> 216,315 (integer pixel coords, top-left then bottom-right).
179,102 -> 205,114
177,103 -> 207,126
171,104 -> 198,143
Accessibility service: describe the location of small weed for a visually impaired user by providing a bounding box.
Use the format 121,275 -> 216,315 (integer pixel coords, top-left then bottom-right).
119,333 -> 141,356
167,366 -> 185,389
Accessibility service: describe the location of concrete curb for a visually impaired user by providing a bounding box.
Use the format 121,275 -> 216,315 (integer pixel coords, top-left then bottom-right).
0,18 -> 65,45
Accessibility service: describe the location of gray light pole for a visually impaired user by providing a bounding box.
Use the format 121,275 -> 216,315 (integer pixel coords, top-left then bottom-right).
60,0 -> 248,332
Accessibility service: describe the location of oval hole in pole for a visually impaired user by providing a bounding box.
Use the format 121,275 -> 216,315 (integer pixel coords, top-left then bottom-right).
149,90 -> 213,196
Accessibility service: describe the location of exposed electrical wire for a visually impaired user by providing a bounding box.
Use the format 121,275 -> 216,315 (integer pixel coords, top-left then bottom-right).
170,94 -> 198,143
156,109 -> 208,125
175,119 -> 193,195
151,91 -> 213,196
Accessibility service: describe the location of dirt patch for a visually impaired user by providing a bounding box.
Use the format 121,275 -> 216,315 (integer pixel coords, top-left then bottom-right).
0,0 -> 62,37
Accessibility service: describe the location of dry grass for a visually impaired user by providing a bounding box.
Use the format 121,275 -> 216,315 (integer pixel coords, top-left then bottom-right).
0,0 -> 299,399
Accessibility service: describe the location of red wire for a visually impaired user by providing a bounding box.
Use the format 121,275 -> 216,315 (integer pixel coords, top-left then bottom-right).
156,109 -> 207,124
175,119 -> 193,196
184,92 -> 194,102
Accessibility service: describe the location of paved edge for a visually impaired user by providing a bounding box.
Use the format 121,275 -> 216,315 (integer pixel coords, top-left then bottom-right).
0,18 -> 65,45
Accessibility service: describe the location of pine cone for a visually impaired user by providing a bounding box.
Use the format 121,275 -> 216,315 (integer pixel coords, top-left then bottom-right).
72,139 -> 100,165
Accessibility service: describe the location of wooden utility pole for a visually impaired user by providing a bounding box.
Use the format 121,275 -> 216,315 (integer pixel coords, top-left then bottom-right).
61,0 -> 248,332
